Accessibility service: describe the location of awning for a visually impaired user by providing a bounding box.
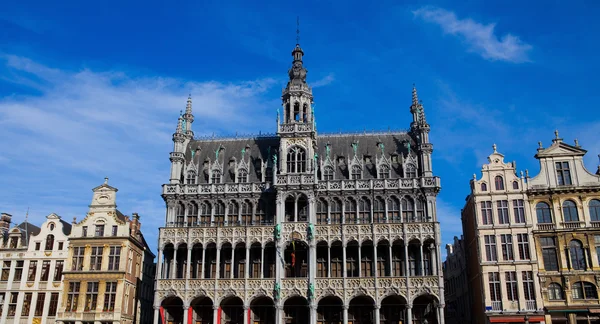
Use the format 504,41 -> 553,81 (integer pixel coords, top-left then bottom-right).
548,309 -> 589,313
489,316 -> 546,323
589,309 -> 600,314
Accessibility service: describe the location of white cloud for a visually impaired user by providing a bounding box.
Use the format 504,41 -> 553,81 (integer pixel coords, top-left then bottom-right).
0,55 -> 279,252
312,73 -> 335,88
413,7 -> 532,63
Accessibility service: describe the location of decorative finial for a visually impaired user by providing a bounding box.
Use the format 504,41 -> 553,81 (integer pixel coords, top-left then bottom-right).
520,170 -> 524,178
538,141 -> 543,149
554,129 -> 559,139
104,177 -> 109,184
412,84 -> 418,106
525,169 -> 530,177
492,144 -> 497,153
575,139 -> 580,147
472,174 -> 476,180
296,16 -> 300,45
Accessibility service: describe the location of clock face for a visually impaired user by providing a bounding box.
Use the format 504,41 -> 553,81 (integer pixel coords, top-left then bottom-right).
97,195 -> 110,204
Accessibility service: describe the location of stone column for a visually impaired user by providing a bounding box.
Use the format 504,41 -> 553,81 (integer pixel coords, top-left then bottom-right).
216,246 -> 221,279
406,305 -> 413,324
343,305 -> 349,324
245,246 -> 250,279
260,245 -> 265,279
429,243 -> 437,276
404,244 -> 409,276
171,253 -> 177,279
244,305 -> 250,324
327,244 -> 331,278
374,305 -> 381,324
388,244 -> 393,276
419,242 -> 424,276
358,242 -> 362,277
294,199 -> 298,222
310,304 -> 317,324
183,305 -> 189,324
373,242 -> 379,277
343,243 -> 347,278
156,248 -> 163,279
276,305 -> 283,324
201,246 -> 206,279
153,306 -> 160,324
186,247 -> 192,279
213,305 -> 220,324
437,305 -> 445,324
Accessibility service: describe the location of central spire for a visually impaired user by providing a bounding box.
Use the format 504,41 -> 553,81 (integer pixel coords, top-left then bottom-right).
288,17 -> 307,85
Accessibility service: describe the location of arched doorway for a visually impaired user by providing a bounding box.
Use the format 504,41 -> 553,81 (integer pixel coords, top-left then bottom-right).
190,296 -> 213,324
348,296 -> 375,324
380,295 -> 407,324
251,296 -> 275,324
317,296 -> 343,324
413,294 -> 439,324
161,296 -> 184,324
284,296 -> 309,324
221,296 -> 244,324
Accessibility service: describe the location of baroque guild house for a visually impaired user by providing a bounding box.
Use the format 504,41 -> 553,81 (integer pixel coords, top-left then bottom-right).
155,41 -> 445,324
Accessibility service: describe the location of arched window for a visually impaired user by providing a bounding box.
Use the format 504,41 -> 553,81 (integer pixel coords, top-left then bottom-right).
241,200 -> 252,225
345,198 -> 357,223
388,197 -> 400,222
569,240 -> 586,270
373,197 -> 385,223
45,234 -> 54,251
330,198 -> 342,224
351,165 -> 362,180
512,181 -> 519,190
317,199 -> 328,224
227,201 -> 239,225
200,202 -> 211,225
562,200 -> 579,222
548,283 -> 564,300
358,197 -> 371,223
287,146 -> 306,173
49,223 -> 55,231
495,176 -> 504,190
323,166 -> 334,180
416,199 -> 426,222
211,170 -> 222,184
238,169 -> 248,183
536,202 -> 552,223
378,164 -> 390,179
176,202 -> 185,226
186,171 -> 196,185
572,282 -> 598,299
187,202 -> 198,226
214,201 -> 225,225
402,197 -> 415,222
481,183 -> 488,191
590,199 -> 600,222
293,102 -> 300,122
256,199 -> 266,225
405,164 -> 417,178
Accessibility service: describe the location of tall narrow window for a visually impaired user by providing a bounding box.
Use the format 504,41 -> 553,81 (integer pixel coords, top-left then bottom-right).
238,169 -> 248,183
497,200 -> 510,224
7,292 -> 17,316
387,197 -> 400,222
416,199 -> 425,222
66,282 -> 81,312
72,247 -> 85,271
569,240 -> 586,270
481,201 -> 493,225
402,197 -> 415,222
49,293 -> 59,316
90,247 -> 104,271
287,146 -> 306,173
481,183 -> 488,191
505,271 -> 518,301
23,293 -> 32,316
187,202 -> 198,226
517,234 -> 531,260
373,197 -> 385,223
522,271 -> 536,301
214,201 -> 225,225
556,161 -> 572,185
14,261 -> 23,282
484,235 -> 498,261
27,260 -> 37,281
176,202 -> 185,226
358,197 -> 370,223
45,234 -> 54,250
512,181 -> 519,189
378,164 -> 390,179
112,225 -> 118,236
405,163 -> 417,178
489,272 -> 502,301
104,282 -> 117,311
562,200 -> 579,222
323,166 -> 334,180
186,171 -> 196,184
85,282 -> 99,311
317,199 -> 328,224
513,200 -> 525,223
108,246 -> 121,271
500,234 -> 514,261
540,237 -> 559,271
536,202 -> 553,223
344,198 -> 357,223
241,200 -> 252,225
95,224 -> 104,237
330,198 -> 342,224
1,261 -> 9,281
590,200 -> 600,222
495,176 -> 504,190
54,261 -> 64,281
40,260 -> 51,281
82,226 -> 88,237
227,201 -> 239,225
35,292 -> 45,316
351,165 -> 362,180
200,202 -> 211,225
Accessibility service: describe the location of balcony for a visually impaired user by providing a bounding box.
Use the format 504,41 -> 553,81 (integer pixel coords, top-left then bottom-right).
591,221 -> 600,228
162,182 -> 268,196
525,300 -> 537,311
277,122 -> 314,134
561,221 -> 584,229
316,177 -> 441,192
536,223 -> 555,231
491,301 -> 503,311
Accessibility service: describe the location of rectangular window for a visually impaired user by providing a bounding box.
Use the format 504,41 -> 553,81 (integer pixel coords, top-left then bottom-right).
58,242 -> 64,250
54,260 -> 64,281
108,246 -> 121,271
41,260 -> 51,281
66,282 -> 81,312
522,271 -> 536,300
85,282 -> 99,311
82,226 -> 87,236
48,293 -> 59,316
501,234 -> 514,261
484,235 -> 498,261
95,225 -> 104,237
35,242 -> 40,250
540,237 -> 559,271
35,292 -> 45,316
481,201 -> 493,225
517,234 -> 531,260
72,247 -> 85,270
1,261 -> 10,281
8,292 -> 18,316
90,247 -> 103,271
112,225 -> 118,236
595,235 -> 600,267
489,272 -> 502,301
331,258 -> 342,277
23,292 -> 32,316
556,161 -> 572,186
28,260 -> 38,281
497,200 -> 510,224
361,258 -> 372,277
513,199 -> 526,223
14,261 -> 24,282
317,260 -> 327,277
0,292 -> 3,316
505,271 -> 518,301
103,282 -> 117,311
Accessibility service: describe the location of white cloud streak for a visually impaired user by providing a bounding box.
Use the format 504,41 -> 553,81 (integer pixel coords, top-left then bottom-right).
413,7 -> 532,63
312,73 -> 335,88
0,55 -> 279,251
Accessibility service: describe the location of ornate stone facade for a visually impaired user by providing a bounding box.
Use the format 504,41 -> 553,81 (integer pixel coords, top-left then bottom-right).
155,41 -> 445,324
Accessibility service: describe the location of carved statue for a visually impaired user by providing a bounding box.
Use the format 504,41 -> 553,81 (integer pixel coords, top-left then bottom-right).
274,282 -> 281,300
307,223 -> 314,240
215,147 -> 221,160
379,142 -> 385,155
273,153 -> 278,168
313,153 -> 318,161
274,224 -> 281,240
405,141 -> 411,154
309,283 -> 315,299
241,147 -> 246,159
352,142 -> 358,155
325,144 -> 331,158
191,148 -> 196,159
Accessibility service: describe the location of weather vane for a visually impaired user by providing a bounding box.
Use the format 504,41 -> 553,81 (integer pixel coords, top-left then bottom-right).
296,17 -> 300,44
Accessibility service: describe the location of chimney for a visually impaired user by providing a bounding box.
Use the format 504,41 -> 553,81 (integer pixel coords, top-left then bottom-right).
0,213 -> 12,234
130,213 -> 141,238
446,243 -> 453,256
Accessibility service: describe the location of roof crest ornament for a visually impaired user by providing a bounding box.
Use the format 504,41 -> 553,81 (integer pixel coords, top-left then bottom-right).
492,144 -> 497,153
351,141 -> 359,156
296,16 -> 300,45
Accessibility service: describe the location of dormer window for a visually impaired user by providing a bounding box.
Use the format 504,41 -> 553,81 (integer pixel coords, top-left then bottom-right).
323,166 -> 334,180
556,162 -> 572,186
481,183 -> 488,191
45,235 -> 54,250
10,237 -> 18,248
238,169 -> 248,183
186,171 -> 196,185
95,225 -> 104,237
211,170 -> 222,184
512,181 -> 519,190
494,176 -> 504,190
378,164 -> 390,179
351,165 -> 362,180
405,164 -> 417,178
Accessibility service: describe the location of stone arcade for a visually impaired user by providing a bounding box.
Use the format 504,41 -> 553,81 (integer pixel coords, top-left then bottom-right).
154,40 -> 445,324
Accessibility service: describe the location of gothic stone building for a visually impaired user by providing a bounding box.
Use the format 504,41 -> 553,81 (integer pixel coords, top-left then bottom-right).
155,42 -> 445,324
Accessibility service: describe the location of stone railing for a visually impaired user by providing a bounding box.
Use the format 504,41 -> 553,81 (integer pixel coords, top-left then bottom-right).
313,223 -> 436,242
316,177 -> 440,191
561,221 -> 585,229
277,123 -> 314,134
160,226 -> 274,246
276,174 -> 316,186
536,223 -> 556,231
162,183 -> 268,196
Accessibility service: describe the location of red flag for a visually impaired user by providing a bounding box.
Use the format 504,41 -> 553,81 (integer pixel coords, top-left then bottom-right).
291,252 -> 296,267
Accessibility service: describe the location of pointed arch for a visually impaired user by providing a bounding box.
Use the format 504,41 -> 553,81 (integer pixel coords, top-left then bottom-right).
186,170 -> 197,184
405,163 -> 417,178
562,200 -> 579,222
351,164 -> 362,180
387,196 -> 400,222
345,197 -> 357,224
287,146 -> 306,173
317,198 -> 328,224
323,165 -> 334,180
494,175 -> 504,190
402,197 -> 415,222
238,168 -> 248,183
187,201 -> 198,226
358,197 -> 371,224
199,201 -> 211,225
378,163 -> 390,179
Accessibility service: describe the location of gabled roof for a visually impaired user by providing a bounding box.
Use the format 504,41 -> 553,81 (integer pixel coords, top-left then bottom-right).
535,140 -> 587,158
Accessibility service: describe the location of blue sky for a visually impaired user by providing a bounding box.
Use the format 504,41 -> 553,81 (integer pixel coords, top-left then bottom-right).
1,0 -> 599,258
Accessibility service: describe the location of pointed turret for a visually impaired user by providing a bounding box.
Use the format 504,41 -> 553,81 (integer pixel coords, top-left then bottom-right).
169,111 -> 187,184
183,94 -> 194,137
409,85 -> 433,177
